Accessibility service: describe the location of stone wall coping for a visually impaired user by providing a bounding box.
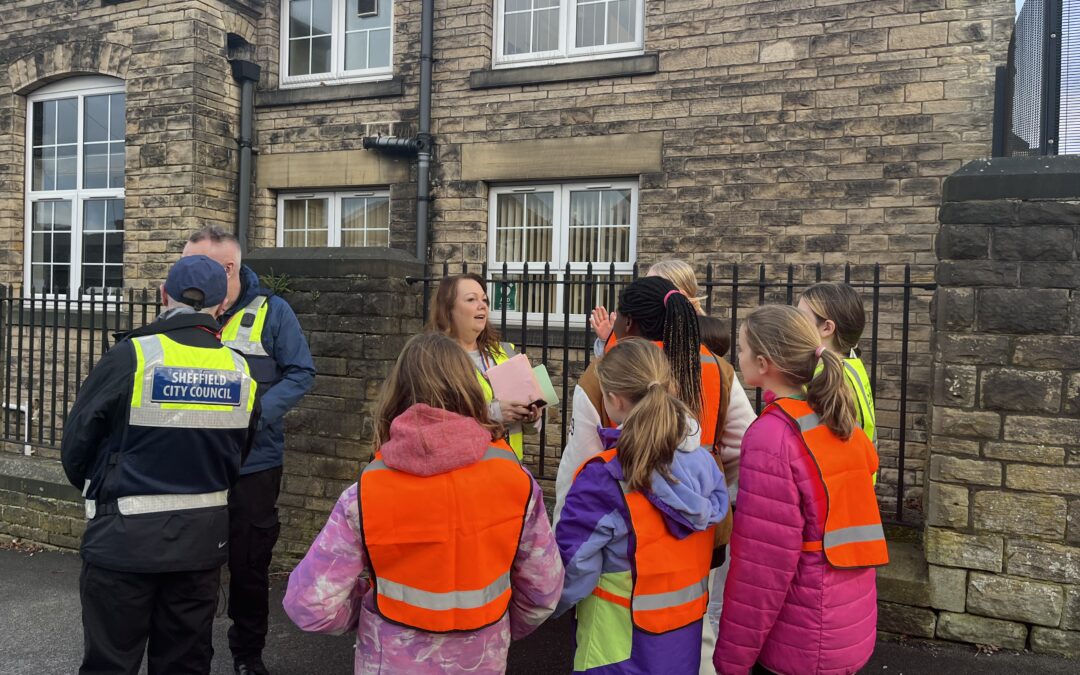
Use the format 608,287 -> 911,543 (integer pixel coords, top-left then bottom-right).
0,455 -> 80,502
255,77 -> 404,108
469,53 -> 658,90
245,247 -> 424,279
944,156 -> 1080,203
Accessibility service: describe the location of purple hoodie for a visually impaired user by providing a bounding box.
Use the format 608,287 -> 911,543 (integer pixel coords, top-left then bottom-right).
556,420 -> 729,674
283,404 -> 564,674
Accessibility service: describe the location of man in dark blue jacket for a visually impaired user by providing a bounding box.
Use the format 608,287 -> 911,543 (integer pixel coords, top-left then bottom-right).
184,226 -> 316,675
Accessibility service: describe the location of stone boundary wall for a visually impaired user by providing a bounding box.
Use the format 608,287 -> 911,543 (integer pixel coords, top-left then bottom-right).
920,156 -> 1080,658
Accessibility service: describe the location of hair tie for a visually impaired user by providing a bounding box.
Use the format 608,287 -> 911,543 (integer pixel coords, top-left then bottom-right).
647,380 -> 663,390
815,345 -> 825,359
663,289 -> 682,307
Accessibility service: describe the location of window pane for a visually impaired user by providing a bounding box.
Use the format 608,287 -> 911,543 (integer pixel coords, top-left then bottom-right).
368,29 -> 391,69
84,233 -> 104,265
105,233 -> 124,264
311,0 -> 333,34
282,198 -> 329,247
288,39 -> 312,76
568,189 -> 631,263
32,147 -> 52,191
504,14 -> 532,55
31,233 -> 49,264
104,265 -> 123,289
84,143 -> 108,190
56,98 -> 78,145
345,32 -> 369,71
506,0 -> 530,12
290,0 -> 312,37
110,94 -> 126,141
341,196 -> 390,247
108,199 -> 124,231
576,2 -> 603,48
32,101 -> 51,146
576,0 -> 635,49
534,7 -> 559,51
84,199 -> 106,231
82,265 -> 104,292
109,141 -> 125,188
84,95 -> 110,143
495,192 -> 553,262
311,35 -> 333,73
56,145 -> 77,190
611,0 -> 634,44
347,0 -> 391,29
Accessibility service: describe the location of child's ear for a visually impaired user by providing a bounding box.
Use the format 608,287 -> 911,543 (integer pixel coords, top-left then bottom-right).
821,319 -> 837,338
755,354 -> 769,377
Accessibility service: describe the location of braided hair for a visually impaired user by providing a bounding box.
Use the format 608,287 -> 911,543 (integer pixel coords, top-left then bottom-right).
617,276 -> 703,417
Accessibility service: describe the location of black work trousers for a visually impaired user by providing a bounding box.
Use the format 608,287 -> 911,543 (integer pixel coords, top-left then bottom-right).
79,561 -> 220,675
227,466 -> 283,663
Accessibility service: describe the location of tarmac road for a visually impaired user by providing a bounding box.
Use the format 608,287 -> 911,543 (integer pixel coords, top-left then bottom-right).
0,548 -> 1074,675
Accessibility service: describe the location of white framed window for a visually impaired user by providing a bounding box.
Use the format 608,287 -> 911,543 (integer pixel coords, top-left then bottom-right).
487,181 -> 637,322
24,76 -> 125,298
493,0 -> 643,68
277,190 -> 391,247
280,0 -> 393,88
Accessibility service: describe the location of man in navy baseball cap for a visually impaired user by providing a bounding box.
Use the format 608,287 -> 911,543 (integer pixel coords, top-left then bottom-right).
163,254 -> 228,313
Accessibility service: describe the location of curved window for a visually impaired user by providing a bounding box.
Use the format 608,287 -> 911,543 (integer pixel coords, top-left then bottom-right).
25,77 -> 125,296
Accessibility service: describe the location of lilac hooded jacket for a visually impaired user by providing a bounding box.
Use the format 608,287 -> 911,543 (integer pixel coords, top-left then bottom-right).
283,404 -> 564,674
714,399 -> 877,675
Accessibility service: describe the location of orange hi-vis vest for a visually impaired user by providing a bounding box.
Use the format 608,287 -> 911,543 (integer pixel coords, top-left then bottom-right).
766,397 -> 889,569
602,339 -> 730,450
359,439 -> 532,632
576,449 -> 715,634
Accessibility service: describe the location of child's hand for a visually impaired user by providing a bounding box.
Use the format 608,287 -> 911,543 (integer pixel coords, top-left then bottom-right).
590,306 -> 616,342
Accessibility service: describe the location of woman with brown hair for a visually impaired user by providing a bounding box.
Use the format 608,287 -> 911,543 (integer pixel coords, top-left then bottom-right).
284,333 -> 563,674
428,273 -> 539,459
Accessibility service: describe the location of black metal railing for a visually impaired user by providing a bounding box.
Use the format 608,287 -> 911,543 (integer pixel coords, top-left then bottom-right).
410,262 -> 935,525
0,288 -> 161,457
993,0 -> 1080,156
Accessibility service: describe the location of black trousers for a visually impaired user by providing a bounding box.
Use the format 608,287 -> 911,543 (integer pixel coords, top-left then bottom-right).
79,562 -> 220,675
227,466 -> 283,662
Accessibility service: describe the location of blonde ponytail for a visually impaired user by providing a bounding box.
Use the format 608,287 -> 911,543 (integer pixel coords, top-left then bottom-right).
808,349 -> 856,439
596,338 -> 691,492
743,305 -> 857,439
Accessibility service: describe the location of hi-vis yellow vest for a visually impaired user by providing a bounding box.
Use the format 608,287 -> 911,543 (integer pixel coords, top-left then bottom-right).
476,342 -> 523,460
843,355 -> 876,446
221,295 -> 270,357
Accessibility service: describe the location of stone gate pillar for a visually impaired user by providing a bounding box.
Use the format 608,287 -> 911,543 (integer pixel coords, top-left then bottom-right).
926,156 -> 1080,656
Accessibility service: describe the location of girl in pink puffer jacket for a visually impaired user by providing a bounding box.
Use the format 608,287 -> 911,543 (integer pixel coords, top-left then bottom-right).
714,305 -> 884,675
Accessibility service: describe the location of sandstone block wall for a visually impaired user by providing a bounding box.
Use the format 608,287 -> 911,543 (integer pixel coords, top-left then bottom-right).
923,157 -> 1080,658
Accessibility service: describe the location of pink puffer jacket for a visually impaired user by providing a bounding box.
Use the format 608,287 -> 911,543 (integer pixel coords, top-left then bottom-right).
714,404 -> 877,675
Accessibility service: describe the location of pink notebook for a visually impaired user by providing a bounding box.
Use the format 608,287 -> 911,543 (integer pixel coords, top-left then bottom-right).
485,354 -> 544,407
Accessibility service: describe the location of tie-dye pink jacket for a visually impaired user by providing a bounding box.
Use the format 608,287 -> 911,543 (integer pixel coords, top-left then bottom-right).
283,405 -> 564,675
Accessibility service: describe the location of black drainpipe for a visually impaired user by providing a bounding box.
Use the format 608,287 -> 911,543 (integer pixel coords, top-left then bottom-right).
230,60 -> 261,255
415,0 -> 434,263
362,0 -> 434,262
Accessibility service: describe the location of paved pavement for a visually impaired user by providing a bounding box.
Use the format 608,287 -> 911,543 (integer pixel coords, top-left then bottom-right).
1,547 -> 1075,674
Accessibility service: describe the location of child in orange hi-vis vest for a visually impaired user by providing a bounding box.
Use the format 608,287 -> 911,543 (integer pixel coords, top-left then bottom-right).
283,333 -> 563,675
556,338 -> 730,674
714,305 -> 887,675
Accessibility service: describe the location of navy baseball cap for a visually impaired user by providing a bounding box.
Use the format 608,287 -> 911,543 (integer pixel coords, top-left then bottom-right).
165,255 -> 228,309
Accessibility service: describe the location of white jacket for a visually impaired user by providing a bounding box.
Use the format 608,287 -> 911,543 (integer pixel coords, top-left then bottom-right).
552,373 -> 756,526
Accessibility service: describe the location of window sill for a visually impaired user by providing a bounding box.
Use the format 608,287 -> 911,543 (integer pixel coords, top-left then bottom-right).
469,53 -> 658,90
256,77 -> 404,108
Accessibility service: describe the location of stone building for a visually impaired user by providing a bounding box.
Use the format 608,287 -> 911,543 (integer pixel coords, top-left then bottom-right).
7,0 -> 1080,659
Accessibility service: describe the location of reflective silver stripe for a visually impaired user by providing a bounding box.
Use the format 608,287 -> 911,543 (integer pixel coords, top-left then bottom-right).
632,575 -> 709,612
129,335 -> 254,429
823,523 -> 885,548
795,412 -> 821,433
224,296 -> 269,357
378,572 -> 511,611
85,490 -> 228,519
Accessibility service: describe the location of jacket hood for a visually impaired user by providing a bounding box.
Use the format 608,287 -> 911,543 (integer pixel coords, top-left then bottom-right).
378,404 -> 493,476
602,416 -> 728,538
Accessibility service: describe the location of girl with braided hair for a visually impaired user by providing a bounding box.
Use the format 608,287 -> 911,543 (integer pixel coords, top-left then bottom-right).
555,275 -> 756,673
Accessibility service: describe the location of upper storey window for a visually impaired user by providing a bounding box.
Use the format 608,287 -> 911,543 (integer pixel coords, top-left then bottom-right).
281,0 -> 393,87
494,0 -> 643,68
